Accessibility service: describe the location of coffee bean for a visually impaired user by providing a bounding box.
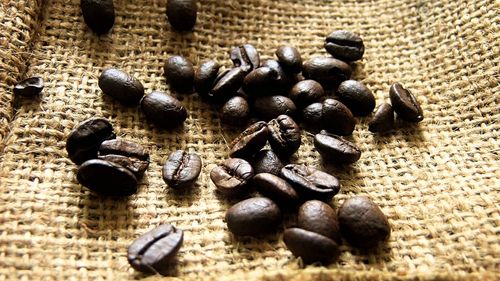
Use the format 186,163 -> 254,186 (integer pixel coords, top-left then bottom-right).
325,30 -> 364,61
289,80 -> 324,108
225,197 -> 281,236
261,59 -> 295,89
230,44 -> 260,73
280,164 -> 340,201
275,46 -> 302,74
251,149 -> 283,176
210,67 -> 246,101
66,118 -> 116,165
301,102 -> 323,132
253,95 -> 297,121
128,224 -> 183,275
210,158 -> 254,196
322,99 -> 356,136
368,103 -> 395,133
80,0 -> 115,35
98,68 -> 144,106
220,96 -> 250,126
389,83 -> 424,122
297,200 -> 341,243
98,139 -> 150,178
164,56 -> 195,93
314,131 -> 361,165
230,121 -> 269,158
337,80 -> 375,116
13,77 -> 44,97
166,0 -> 197,31
253,173 -> 298,208
302,57 -> 352,89
267,115 -> 301,157
283,228 -> 340,264
140,91 -> 187,129
77,159 -> 138,196
338,196 -> 391,248
98,155 -> 149,179
194,60 -> 220,97
242,67 -> 280,97
162,150 -> 202,189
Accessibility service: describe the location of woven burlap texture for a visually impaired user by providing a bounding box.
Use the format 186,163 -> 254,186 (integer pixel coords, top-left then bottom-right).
0,0 -> 498,280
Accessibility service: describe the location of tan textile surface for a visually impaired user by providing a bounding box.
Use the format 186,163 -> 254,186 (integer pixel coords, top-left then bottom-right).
0,0 -> 499,280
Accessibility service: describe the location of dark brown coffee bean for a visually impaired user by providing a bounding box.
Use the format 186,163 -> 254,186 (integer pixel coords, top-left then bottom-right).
251,149 -> 283,176
337,80 -> 375,116
261,59 -> 295,89
164,56 -> 195,93
128,224 -> 183,275
194,60 -> 220,97
267,115 -> 301,157
302,57 -> 352,89
77,159 -> 138,196
242,67 -> 280,97
283,228 -> 340,264
229,121 -> 269,158
162,150 -> 202,189
253,173 -> 298,208
80,0 -> 115,35
98,154 -> 149,179
230,44 -> 260,73
140,91 -> 187,129
225,197 -> 281,236
275,46 -> 302,74
325,30 -> 364,61
314,131 -> 361,165
66,118 -> 116,165
280,164 -> 340,201
368,103 -> 395,133
253,95 -> 297,121
301,102 -> 323,133
338,196 -> 391,248
389,83 -> 424,122
220,96 -> 250,126
98,139 -> 149,177
166,0 -> 197,31
13,77 -> 44,97
322,99 -> 356,136
210,67 -> 246,101
210,158 -> 254,196
98,68 -> 144,106
297,200 -> 341,243
289,80 -> 324,108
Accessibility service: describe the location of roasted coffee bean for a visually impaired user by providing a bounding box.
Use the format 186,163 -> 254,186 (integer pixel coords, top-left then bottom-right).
164,56 -> 195,93
98,154 -> 149,179
261,59 -> 295,89
128,224 -> 183,275
275,46 -> 302,74
280,164 -> 340,201
338,196 -> 391,248
230,121 -> 269,158
80,0 -> 115,35
166,0 -> 197,31
325,30 -> 364,61
253,95 -> 297,121
314,131 -> 361,165
230,44 -> 260,73
140,91 -> 187,129
162,150 -> 202,189
220,96 -> 250,126
13,77 -> 44,97
297,200 -> 341,243
66,118 -> 116,165
194,60 -> 220,97
77,159 -> 138,196
283,228 -> 340,264
289,80 -> 325,108
301,102 -> 323,132
389,83 -> 424,122
337,80 -> 375,116
322,99 -> 356,136
210,158 -> 254,196
368,103 -> 395,133
225,197 -> 281,236
98,139 -> 149,178
98,68 -> 144,106
210,67 -> 246,101
253,173 -> 298,208
267,115 -> 301,157
242,67 -> 280,97
302,57 -> 352,88
251,149 -> 283,176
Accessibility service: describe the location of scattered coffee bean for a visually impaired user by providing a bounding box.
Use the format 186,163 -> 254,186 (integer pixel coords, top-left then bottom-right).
251,149 -> 284,176
77,159 -> 138,196
301,102 -> 323,132
128,224 -> 183,275
13,77 -> 44,97
98,154 -> 149,179
337,80 -> 375,116
98,139 -> 149,178
283,228 -> 340,264
289,80 -> 324,108
325,30 -> 364,61
275,46 -> 302,74
230,44 -> 260,73
194,60 -> 220,97
368,103 -> 395,133
297,200 -> 341,243
253,173 -> 298,208
261,59 -> 295,89
162,150 -> 202,189
140,91 -> 187,129
267,115 -> 301,157
389,83 -> 424,122
338,196 -> 391,248
314,131 -> 361,165
229,121 -> 269,158
98,68 -> 144,106
302,57 -> 352,88
164,56 -> 195,93
220,96 -> 250,126
225,197 -> 281,236
210,158 -> 254,196
253,95 -> 297,121
210,67 -> 246,101
80,0 -> 115,35
322,99 -> 356,136
242,67 -> 280,97
280,164 -> 340,201
166,0 -> 197,31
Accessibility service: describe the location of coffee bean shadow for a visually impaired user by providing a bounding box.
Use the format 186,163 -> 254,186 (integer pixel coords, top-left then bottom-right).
129,258 -> 181,279
320,157 -> 364,196
11,94 -> 44,113
345,241 -> 393,265
167,183 -> 202,203
370,117 -> 425,146
350,61 -> 368,82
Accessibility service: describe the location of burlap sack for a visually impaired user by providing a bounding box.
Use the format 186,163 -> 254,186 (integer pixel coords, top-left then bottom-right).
0,0 -> 498,280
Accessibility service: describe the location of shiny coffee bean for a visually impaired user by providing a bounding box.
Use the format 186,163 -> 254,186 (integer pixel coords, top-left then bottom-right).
80,0 -> 115,35
261,59 -> 295,89
98,154 -> 149,179
314,131 -> 361,165
230,44 -> 260,73
337,80 -> 375,116
225,197 -> 281,236
77,159 -> 138,196
325,30 -> 364,61
230,121 -> 269,158
275,46 -> 302,73
368,103 -> 395,133
338,196 -> 391,248
283,228 -> 340,264
210,158 -> 254,196
162,150 -> 202,189
302,57 -> 352,88
128,224 -> 183,275
98,68 -> 144,106
242,67 -> 280,97
164,56 -> 195,93
267,115 -> 301,157
251,149 -> 283,176
297,200 -> 341,243
389,83 -> 424,122
289,80 -> 325,108
301,102 -> 323,132
253,95 -> 297,121
220,96 -> 250,126
194,60 -> 220,97
280,164 -> 340,201
66,118 -> 116,165
98,139 -> 150,178
210,67 -> 246,101
166,0 -> 197,31
253,173 -> 298,208
140,91 -> 187,129
13,77 -> 44,97
322,99 -> 356,136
